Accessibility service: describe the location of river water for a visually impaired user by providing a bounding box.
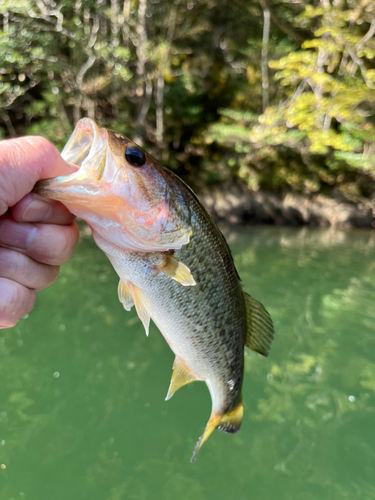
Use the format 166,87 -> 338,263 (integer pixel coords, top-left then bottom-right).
1,226 -> 374,499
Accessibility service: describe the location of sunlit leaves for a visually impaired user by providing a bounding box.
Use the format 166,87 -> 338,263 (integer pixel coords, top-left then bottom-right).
205,0 -> 375,196
255,1 -> 375,170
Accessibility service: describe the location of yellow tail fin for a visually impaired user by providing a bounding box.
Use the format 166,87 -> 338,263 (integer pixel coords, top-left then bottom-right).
190,398 -> 243,462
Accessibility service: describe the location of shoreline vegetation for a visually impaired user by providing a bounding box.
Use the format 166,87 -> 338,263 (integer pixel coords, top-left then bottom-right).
0,0 -> 374,225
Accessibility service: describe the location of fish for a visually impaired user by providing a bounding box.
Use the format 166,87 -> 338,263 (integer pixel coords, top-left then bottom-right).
35,118 -> 274,461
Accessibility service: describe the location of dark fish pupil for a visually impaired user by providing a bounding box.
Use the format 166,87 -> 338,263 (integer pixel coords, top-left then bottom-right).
125,146 -> 146,167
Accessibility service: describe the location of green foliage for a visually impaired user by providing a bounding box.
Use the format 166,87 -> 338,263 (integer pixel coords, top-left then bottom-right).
0,0 -> 374,199
207,0 -> 375,197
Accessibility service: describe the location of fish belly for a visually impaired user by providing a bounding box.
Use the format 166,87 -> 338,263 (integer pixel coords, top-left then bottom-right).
93,231 -> 245,414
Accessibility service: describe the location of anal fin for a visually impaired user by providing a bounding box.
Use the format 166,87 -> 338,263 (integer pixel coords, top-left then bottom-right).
158,254 -> 196,287
191,398 -> 243,462
165,357 -> 197,401
243,292 -> 274,357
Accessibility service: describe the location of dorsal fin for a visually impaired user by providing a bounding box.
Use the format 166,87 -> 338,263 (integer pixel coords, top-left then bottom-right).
165,357 -> 197,401
243,292 -> 274,356
117,280 -> 134,311
157,254 -> 196,287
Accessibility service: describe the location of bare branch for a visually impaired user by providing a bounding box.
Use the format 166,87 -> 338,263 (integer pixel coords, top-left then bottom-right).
155,73 -> 164,145
26,11 -> 79,43
2,113 -> 16,137
323,111 -> 331,132
338,49 -> 348,76
122,0 -> 130,44
3,12 -> 9,32
285,79 -> 306,107
88,14 -> 100,49
76,55 -> 96,89
260,0 -> 270,112
35,0 -> 49,17
345,42 -> 374,88
268,9 -> 304,45
2,79 -> 40,109
356,20 -> 375,50
110,0 -> 120,47
155,6 -> 177,145
135,0 -> 148,140
136,77 -> 153,143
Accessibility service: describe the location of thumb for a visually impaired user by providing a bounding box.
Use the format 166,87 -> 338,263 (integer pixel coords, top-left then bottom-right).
0,136 -> 76,216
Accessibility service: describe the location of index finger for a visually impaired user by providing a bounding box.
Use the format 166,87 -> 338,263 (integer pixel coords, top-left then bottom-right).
0,136 -> 77,216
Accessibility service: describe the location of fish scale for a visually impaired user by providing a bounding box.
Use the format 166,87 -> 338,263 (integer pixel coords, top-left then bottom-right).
35,118 -> 274,461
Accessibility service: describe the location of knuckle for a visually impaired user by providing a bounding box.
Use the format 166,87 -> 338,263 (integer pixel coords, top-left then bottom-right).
33,222 -> 78,265
51,223 -> 79,265
44,241 -> 68,266
0,279 -> 35,328
0,199 -> 7,217
0,318 -> 18,329
36,265 -> 60,290
0,248 -> 23,276
48,265 -> 60,284
25,136 -> 55,156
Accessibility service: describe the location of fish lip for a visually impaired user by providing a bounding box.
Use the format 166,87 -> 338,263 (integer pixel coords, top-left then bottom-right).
34,172 -> 102,200
34,118 -> 109,199
61,117 -> 106,168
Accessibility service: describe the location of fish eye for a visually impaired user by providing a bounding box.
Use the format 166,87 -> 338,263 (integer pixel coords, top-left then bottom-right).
125,145 -> 146,168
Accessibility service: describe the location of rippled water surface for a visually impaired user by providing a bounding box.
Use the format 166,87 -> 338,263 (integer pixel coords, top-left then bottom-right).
1,226 -> 375,499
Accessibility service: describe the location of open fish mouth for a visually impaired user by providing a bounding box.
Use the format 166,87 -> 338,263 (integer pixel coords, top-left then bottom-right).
34,117 -> 170,233
35,118 -> 109,201
61,118 -> 108,175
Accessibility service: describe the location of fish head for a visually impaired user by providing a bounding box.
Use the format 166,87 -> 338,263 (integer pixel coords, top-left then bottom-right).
36,118 -> 192,252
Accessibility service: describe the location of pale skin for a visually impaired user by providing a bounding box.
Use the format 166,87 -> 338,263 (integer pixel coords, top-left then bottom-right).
0,136 -> 79,329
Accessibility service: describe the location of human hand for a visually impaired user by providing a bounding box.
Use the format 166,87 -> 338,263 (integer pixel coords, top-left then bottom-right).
0,136 -> 79,328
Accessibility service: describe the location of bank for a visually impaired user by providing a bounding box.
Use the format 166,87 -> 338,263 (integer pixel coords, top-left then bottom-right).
197,182 -> 375,229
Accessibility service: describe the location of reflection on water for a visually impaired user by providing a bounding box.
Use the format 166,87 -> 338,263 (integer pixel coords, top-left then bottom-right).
0,226 -> 374,499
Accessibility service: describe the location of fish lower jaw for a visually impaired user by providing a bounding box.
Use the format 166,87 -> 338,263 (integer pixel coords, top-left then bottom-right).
91,228 -> 162,255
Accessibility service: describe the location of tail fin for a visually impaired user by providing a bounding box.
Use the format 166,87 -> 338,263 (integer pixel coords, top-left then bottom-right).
190,397 -> 243,462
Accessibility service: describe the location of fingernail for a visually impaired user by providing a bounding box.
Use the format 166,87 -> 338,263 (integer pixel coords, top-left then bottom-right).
0,220 -> 37,249
22,199 -> 52,222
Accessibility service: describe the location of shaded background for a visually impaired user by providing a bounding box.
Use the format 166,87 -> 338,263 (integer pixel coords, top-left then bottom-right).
0,0 -> 375,203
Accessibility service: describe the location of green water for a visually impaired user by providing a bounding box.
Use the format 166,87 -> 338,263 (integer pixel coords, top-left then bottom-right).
1,226 -> 375,500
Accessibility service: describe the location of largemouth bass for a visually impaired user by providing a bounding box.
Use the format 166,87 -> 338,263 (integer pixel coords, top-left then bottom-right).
36,118 -> 274,461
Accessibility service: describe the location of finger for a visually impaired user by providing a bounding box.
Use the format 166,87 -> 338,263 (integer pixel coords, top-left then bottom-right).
0,136 -> 78,215
0,218 -> 79,266
0,277 -> 36,329
11,193 -> 75,225
0,248 -> 60,291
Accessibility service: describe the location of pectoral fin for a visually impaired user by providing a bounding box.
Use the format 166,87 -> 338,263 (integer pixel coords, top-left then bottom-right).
243,292 -> 274,356
128,283 -> 150,337
165,357 -> 198,401
158,254 -> 196,287
117,280 -> 134,311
